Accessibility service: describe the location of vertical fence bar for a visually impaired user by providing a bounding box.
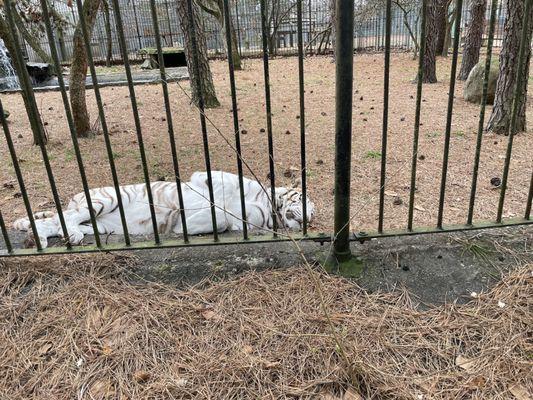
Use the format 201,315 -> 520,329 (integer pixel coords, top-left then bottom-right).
186,0 -> 219,241
132,0 -> 143,50
0,210 -> 12,253
149,0 -> 189,242
164,1 -> 174,46
525,172 -> 532,220
4,0 -> 71,249
467,0 -> 498,225
70,0 -> 131,246
110,0 -> 161,244
332,0 -> 355,261
297,0 -> 308,235
260,0 -> 278,236
378,0 -> 392,233
407,0 -> 428,231
222,0 -> 248,239
436,0 -> 463,229
308,0 -> 313,54
234,0 -> 243,56
0,100 -> 42,251
40,0 -> 102,249
496,0 -> 531,223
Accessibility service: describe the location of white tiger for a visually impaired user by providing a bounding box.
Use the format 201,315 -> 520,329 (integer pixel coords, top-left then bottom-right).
13,171 -> 315,248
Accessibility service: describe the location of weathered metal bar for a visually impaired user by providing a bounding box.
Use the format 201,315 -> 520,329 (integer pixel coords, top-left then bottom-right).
296,0 -> 308,235
74,0 -> 131,246
234,0 -> 243,56
4,0 -> 71,249
332,0 -> 355,261
0,99 -> 42,251
149,0 -> 189,242
407,0 -> 428,231
185,0 -> 220,241
2,218 -> 531,258
436,0 -> 464,229
0,210 -> 12,253
222,0 -> 248,239
110,0 -> 161,244
259,0 -> 278,236
467,0 -> 498,225
40,0 -> 102,249
496,0 -> 532,223
378,0 -> 392,233
525,172 -> 532,220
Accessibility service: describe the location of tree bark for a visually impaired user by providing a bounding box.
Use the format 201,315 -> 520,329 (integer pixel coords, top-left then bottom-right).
69,0 -> 101,138
435,0 -> 448,54
176,0 -> 220,108
487,0 -> 533,134
422,0 -> 438,83
12,10 -> 53,65
0,14 -> 47,145
458,0 -> 487,80
329,0 -> 336,61
197,0 -> 242,70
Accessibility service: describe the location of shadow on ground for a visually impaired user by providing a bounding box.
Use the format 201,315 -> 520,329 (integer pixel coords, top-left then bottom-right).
4,226 -> 529,307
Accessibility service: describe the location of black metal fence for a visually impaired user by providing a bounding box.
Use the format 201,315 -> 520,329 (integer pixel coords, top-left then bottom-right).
20,0 -> 511,64
0,0 -> 531,259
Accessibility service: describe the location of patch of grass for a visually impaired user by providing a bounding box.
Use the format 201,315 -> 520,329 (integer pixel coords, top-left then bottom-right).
306,168 -> 316,178
452,131 -> 465,138
65,148 -> 75,162
364,150 -> 381,159
426,131 -> 441,138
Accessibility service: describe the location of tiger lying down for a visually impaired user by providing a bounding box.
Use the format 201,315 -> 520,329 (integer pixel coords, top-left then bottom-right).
14,171 -> 315,248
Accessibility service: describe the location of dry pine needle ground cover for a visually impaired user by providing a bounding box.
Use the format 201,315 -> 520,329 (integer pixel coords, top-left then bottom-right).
0,53 -> 532,233
0,254 -> 531,399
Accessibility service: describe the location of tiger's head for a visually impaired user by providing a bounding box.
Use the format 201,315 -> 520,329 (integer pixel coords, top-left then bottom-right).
275,187 -> 315,230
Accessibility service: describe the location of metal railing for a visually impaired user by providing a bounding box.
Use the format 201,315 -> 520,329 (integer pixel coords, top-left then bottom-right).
1,0 -> 532,259
19,0 -> 512,65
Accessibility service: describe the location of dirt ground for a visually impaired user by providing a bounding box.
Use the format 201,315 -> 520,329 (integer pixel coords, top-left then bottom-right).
0,252 -> 531,399
1,53 -> 531,233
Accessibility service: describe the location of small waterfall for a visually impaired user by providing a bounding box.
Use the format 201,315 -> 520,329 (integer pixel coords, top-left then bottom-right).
0,39 -> 20,90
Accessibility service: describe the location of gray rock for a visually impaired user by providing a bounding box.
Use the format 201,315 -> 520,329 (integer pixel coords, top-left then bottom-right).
463,60 -> 499,104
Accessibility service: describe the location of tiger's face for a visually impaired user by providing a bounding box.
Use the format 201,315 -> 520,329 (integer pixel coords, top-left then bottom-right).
276,188 -> 315,230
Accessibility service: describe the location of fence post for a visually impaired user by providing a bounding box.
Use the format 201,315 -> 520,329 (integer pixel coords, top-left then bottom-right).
329,0 -> 360,275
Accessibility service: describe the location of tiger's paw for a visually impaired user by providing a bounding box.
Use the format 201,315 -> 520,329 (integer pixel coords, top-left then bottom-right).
24,234 -> 48,249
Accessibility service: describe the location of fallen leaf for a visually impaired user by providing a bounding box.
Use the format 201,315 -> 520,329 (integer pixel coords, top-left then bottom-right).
262,360 -> 281,369
468,375 -> 486,389
343,387 -> 363,400
456,355 -> 476,373
133,370 -> 151,383
242,345 -> 253,355
509,384 -> 530,400
102,344 -> 113,356
385,191 -> 398,197
37,342 -> 53,356
88,379 -> 115,399
201,309 -> 216,320
414,205 -> 426,212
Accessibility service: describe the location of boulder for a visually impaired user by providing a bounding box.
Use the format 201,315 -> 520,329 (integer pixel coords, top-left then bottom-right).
463,60 -> 499,104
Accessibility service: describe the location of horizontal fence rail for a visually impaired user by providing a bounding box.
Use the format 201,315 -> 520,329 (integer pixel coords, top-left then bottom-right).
0,0 -> 531,258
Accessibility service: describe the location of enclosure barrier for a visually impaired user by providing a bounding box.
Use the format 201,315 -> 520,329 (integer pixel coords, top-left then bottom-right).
1,0 -> 532,259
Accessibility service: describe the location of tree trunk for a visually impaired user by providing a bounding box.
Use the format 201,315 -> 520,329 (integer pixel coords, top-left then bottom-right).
441,7 -> 456,56
422,0 -> 438,83
435,0 -> 448,54
12,10 -> 53,65
69,0 -> 102,138
197,0 -> 242,70
329,0 -> 336,61
102,0 -> 113,67
0,14 -> 47,145
458,0 -> 487,80
487,0 -> 533,134
176,0 -> 220,108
